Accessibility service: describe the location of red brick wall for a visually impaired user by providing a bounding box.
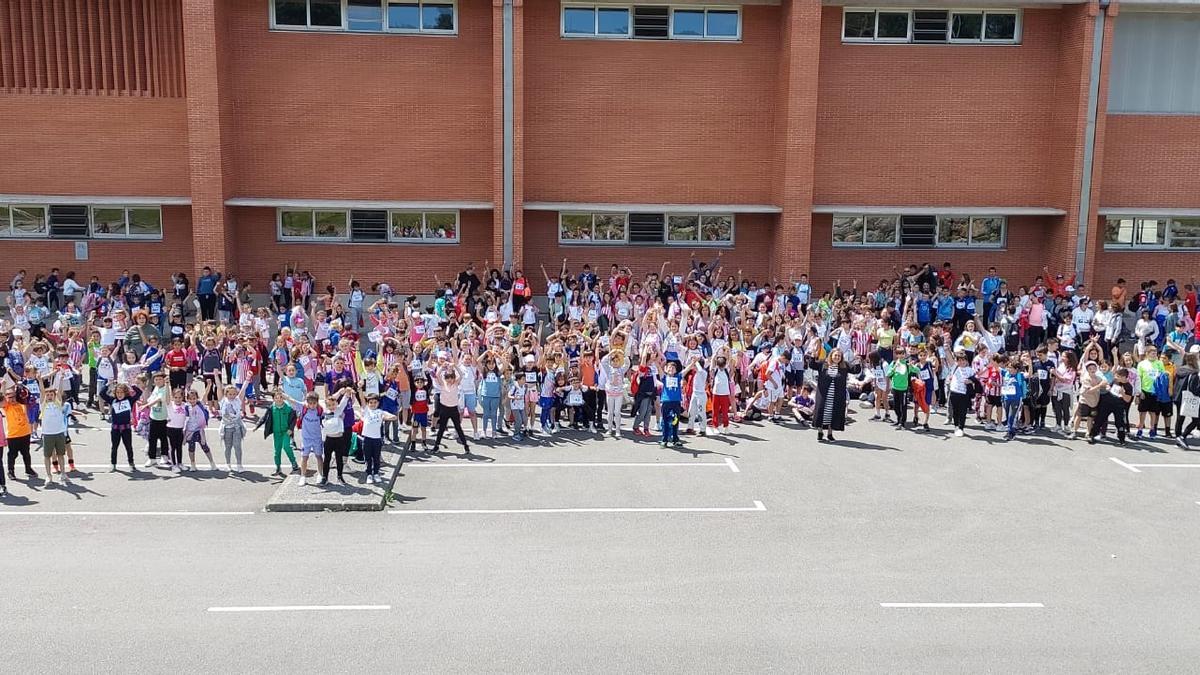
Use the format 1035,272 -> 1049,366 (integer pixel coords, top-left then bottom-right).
807,214 -> 1064,292
814,7 -> 1064,207
0,94 -> 188,196
1100,115 -> 1200,209
0,205 -> 194,286
521,210 -> 774,288
523,3 -> 780,205
231,207 -> 494,293
221,0 -> 493,202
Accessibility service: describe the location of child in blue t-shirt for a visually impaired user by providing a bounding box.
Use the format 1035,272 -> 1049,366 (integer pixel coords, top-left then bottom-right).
659,362 -> 684,447
1001,357 -> 1027,440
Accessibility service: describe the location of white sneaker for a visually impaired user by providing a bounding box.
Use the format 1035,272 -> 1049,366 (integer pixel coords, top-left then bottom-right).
954,429 -> 964,437
110,463 -> 118,472
709,427 -> 720,437
235,463 -> 244,472
156,457 -> 169,468
172,465 -> 182,474
143,459 -> 155,468
298,475 -> 307,486
209,462 -> 218,471
227,464 -> 235,473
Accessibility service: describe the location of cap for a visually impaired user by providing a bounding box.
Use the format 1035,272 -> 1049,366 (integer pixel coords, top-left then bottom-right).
1065,285 -> 1075,293
11,328 -> 23,337
1190,345 -> 1200,354
523,354 -> 536,365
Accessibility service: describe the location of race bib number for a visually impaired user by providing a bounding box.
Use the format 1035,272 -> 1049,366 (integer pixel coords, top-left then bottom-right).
111,400 -> 131,415
1037,369 -> 1048,380
666,376 -> 679,389
525,372 -> 538,383
618,308 -> 630,318
385,388 -> 398,400
588,310 -> 599,321
415,390 -> 427,402
486,373 -> 498,383
567,391 -> 584,406
1002,384 -> 1016,396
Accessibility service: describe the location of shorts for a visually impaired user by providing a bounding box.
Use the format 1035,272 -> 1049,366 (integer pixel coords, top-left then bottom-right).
42,432 -> 67,457
1159,400 -> 1174,416
1077,403 -> 1095,418
784,371 -> 803,388
301,443 -> 324,458
462,393 -> 477,414
1137,396 -> 1158,413
412,412 -> 429,428
398,391 -> 412,409
765,384 -> 784,403
986,395 -> 1001,407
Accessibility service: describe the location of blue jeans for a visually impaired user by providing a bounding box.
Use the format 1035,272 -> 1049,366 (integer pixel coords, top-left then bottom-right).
661,401 -> 682,443
539,396 -> 555,429
480,396 -> 500,434
1003,400 -> 1021,436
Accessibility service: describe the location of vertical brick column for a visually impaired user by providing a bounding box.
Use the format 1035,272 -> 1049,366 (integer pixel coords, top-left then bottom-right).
1081,1 -> 1117,285
493,0 -> 524,271
772,0 -> 822,281
181,0 -> 236,274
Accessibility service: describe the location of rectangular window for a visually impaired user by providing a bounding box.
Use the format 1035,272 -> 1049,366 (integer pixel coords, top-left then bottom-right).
558,212 -> 729,245
273,0 -> 457,34
11,206 -> 47,236
279,208 -> 457,243
845,8 -> 1020,45
49,205 -> 91,238
1169,217 -> 1200,249
1103,215 -> 1200,249
347,0 -> 384,31
89,206 -> 164,239
566,5 -> 737,40
835,213 -> 1005,248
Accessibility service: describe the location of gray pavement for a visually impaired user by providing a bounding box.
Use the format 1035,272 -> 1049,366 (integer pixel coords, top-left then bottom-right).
3,408 -> 1200,673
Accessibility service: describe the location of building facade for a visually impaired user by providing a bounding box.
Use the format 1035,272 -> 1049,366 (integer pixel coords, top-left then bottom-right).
0,0 -> 1197,291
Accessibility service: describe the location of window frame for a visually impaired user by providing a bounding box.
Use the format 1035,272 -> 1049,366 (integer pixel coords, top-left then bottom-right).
556,212 -> 733,246
277,208 -> 460,244
88,205 -> 164,240
833,213 -> 1006,249
561,4 -> 739,41
843,7 -> 1021,45
2,204 -> 48,238
669,6 -> 741,41
269,0 -> 459,35
1103,215 -> 1200,250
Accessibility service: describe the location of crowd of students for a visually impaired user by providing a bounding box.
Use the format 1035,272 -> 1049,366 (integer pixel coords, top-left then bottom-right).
1,257 -> 1198,498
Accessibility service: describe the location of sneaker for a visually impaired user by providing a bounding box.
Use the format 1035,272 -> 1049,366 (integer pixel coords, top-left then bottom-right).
1136,429 -> 1143,439
298,475 -> 307,486
954,429 -> 964,437
984,422 -> 995,431
111,463 -> 118,472
143,459 -> 155,468
1176,437 -> 1189,450
209,461 -> 218,471
235,463 -> 244,472
0,486 -> 7,497
709,427 -> 720,437
1149,429 -> 1157,439
172,465 -> 182,474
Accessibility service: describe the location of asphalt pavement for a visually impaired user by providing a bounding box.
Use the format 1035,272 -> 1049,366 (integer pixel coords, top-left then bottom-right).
3,406 -> 1199,673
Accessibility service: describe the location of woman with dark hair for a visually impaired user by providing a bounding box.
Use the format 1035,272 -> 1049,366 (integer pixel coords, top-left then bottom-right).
814,348 -> 849,443
1173,351 -> 1200,449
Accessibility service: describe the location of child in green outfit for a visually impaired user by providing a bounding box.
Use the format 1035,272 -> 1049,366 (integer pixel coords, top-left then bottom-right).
255,390 -> 299,476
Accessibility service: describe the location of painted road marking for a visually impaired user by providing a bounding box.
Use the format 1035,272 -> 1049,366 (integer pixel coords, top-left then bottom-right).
0,511 -> 255,516
208,605 -> 390,613
388,501 -> 766,515
880,603 -> 1044,608
74,460 -> 741,472
1110,457 -> 1200,472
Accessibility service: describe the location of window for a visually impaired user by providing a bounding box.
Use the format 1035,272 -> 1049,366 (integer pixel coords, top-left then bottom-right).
563,6 -> 631,37
272,0 -> 457,34
671,7 -> 739,40
558,213 -> 629,243
348,0 -> 384,31
1104,215 -> 1200,250
844,8 -> 1020,44
278,208 -> 457,243
564,5 -> 737,40
558,212 -> 730,245
88,206 -> 163,239
834,213 -> 1005,248
0,203 -> 167,239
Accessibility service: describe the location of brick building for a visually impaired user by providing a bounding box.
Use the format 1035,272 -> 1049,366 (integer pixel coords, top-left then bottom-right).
0,0 -> 1197,293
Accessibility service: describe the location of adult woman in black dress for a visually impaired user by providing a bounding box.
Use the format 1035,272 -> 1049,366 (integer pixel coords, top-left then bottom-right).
814,348 -> 849,442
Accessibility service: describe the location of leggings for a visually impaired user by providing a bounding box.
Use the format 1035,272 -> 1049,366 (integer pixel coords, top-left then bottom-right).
480,396 -> 501,435
1173,404 -> 1200,438
891,389 -> 910,427
433,403 -> 469,450
711,393 -> 731,429
322,433 -> 350,480
949,391 -> 971,430
362,436 -> 382,475
273,433 -> 297,469
6,434 -> 34,474
539,396 -> 555,429
110,428 -> 134,465
147,419 -> 169,459
606,393 -> 623,432
222,425 -> 245,466
167,426 -> 185,466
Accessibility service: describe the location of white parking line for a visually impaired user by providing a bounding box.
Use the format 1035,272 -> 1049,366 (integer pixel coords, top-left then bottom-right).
1109,457 -> 1142,473
880,603 -> 1044,608
1110,457 -> 1200,472
207,605 -> 390,613
73,460 -> 741,472
0,511 -> 255,516
388,500 -> 766,515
